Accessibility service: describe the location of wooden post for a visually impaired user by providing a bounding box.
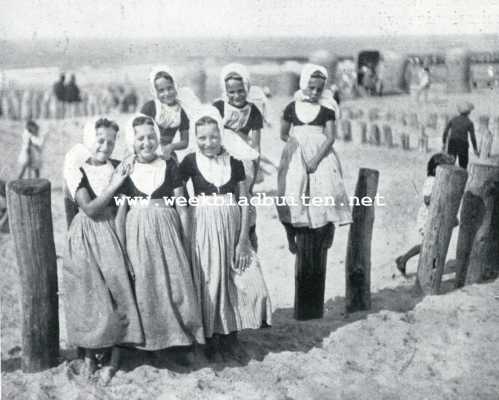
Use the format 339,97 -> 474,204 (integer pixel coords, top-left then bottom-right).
382,124 -> 394,148
455,162 -> 499,286
340,119 -> 352,142
369,123 -> 381,146
6,179 -> 59,372
416,166 -> 468,294
345,168 -> 379,312
418,126 -> 429,153
352,120 -> 367,145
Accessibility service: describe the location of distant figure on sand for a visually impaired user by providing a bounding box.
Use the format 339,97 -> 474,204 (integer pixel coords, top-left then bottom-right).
17,120 -> 48,179
0,180 -> 8,233
416,66 -> 431,103
53,73 -> 66,118
65,74 -> 82,118
395,152 -> 456,276
442,102 -> 479,169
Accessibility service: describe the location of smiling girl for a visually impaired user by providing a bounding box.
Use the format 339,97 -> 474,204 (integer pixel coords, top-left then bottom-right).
116,114 -> 204,364
140,67 -> 191,162
179,106 -> 271,363
62,118 -> 143,384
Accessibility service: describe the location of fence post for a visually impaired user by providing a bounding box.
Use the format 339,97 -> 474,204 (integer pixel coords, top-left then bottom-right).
455,162 -> 499,286
345,168 -> 379,312
6,179 -> 59,372
416,166 -> 468,294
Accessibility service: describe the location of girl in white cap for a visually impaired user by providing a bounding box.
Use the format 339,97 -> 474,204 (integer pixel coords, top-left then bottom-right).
116,114 -> 205,365
62,118 -> 143,384
141,66 -> 196,162
179,105 -> 272,363
213,63 -> 265,250
277,63 -> 351,321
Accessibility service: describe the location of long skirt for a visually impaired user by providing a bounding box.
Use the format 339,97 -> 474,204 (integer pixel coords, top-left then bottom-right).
62,208 -> 144,349
191,198 -> 272,338
277,125 -> 352,229
126,205 -> 205,350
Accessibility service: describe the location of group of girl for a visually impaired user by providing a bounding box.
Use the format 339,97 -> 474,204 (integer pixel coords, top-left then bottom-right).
62,62 -> 351,383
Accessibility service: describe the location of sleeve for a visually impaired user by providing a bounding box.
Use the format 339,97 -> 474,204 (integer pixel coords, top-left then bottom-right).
231,158 -> 246,182
282,102 -> 294,123
323,106 -> 336,122
178,153 -> 194,182
179,108 -> 190,131
75,169 -> 90,195
212,100 -> 224,117
140,101 -> 156,118
249,104 -> 264,130
168,159 -> 184,189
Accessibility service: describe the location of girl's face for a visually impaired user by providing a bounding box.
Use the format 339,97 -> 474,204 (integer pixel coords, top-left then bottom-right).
225,78 -> 247,107
154,77 -> 177,106
91,127 -> 117,164
196,123 -> 222,158
133,124 -> 159,162
304,77 -> 325,103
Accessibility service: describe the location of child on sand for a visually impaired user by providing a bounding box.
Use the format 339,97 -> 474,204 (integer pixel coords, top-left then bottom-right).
277,63 -> 351,321
442,102 -> 479,169
395,152 -> 456,275
179,106 -> 271,363
62,118 -> 143,384
17,120 -> 48,179
116,114 -> 205,364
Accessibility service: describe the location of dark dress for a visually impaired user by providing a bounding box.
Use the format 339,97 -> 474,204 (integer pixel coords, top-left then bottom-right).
140,100 -> 190,146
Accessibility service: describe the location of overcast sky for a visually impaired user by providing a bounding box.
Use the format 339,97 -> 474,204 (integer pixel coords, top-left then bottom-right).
1,0 -> 498,39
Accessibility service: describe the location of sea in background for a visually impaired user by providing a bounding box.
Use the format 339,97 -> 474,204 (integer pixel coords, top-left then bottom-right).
1,34 -> 498,90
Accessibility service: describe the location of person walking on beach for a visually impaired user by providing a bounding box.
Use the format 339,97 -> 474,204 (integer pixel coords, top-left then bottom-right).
442,102 -> 479,169
64,74 -> 82,118
416,66 -> 431,103
53,73 -> 66,118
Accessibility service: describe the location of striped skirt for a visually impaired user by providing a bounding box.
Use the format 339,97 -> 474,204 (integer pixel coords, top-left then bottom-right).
191,199 -> 272,338
126,206 -> 205,350
62,208 -> 144,349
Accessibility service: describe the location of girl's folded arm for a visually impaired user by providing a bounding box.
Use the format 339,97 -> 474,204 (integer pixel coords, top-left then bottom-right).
280,119 -> 291,142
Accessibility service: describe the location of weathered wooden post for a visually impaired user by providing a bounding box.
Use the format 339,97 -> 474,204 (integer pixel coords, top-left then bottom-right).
340,119 -> 352,142
352,120 -> 367,145
368,123 -> 381,146
345,168 -> 379,312
455,162 -> 499,287
382,124 -> 394,148
6,179 -> 59,372
416,166 -> 468,294
418,126 -> 429,153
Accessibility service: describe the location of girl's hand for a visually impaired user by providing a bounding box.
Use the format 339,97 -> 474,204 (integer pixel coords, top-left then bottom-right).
234,239 -> 252,273
162,144 -> 174,160
110,162 -> 131,188
306,157 -> 320,174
